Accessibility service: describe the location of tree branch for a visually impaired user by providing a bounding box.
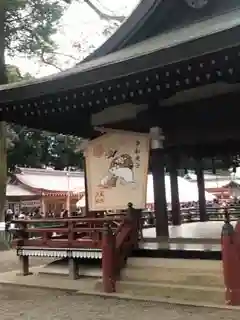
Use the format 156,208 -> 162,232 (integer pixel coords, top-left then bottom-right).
84,0 -> 126,23
51,51 -> 78,61
5,12 -> 32,24
40,50 -> 63,71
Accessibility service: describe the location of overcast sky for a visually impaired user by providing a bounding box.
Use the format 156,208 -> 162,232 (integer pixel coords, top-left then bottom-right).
6,0 -> 140,78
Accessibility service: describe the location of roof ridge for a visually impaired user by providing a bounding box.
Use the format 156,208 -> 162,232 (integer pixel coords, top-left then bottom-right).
16,167 -> 85,177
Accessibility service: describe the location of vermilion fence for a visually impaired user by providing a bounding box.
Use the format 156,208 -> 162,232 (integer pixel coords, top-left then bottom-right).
12,203 -> 139,293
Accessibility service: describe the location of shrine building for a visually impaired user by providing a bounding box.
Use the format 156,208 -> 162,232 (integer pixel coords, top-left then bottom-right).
6,167 -> 84,214
1,0 -> 240,238
2,1 -> 240,304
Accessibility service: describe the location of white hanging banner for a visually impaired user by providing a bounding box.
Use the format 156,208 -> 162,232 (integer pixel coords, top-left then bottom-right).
85,132 -> 150,211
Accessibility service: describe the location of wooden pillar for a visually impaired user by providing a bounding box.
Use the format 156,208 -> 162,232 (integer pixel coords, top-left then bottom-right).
102,223 -> 116,293
66,195 -> 70,213
195,158 -> 207,222
65,170 -> 71,214
41,197 -> 46,216
83,157 -> 91,216
150,127 -> 168,240
68,258 -> 79,280
169,157 -> 181,226
18,256 -> 32,276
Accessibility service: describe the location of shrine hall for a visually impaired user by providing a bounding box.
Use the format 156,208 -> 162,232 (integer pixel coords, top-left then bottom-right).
1,0 -> 240,305
1,0 -> 240,260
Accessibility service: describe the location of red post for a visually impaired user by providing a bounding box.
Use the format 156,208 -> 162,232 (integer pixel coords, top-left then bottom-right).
102,223 -> 116,293
127,203 -> 138,248
221,221 -> 240,305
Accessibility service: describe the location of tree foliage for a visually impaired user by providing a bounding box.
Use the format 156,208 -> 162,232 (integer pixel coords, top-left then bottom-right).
0,0 -> 82,222
1,0 -> 126,172
5,0 -> 70,67
0,0 -> 127,222
5,65 -> 84,171
4,0 -> 127,71
7,125 -> 84,170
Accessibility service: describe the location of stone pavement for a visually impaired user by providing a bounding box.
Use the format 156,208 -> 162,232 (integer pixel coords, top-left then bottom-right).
0,284 -> 240,320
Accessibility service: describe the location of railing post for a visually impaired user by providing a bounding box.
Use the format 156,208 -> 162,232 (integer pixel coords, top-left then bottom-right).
16,222 -> 32,276
221,220 -> 240,305
102,223 -> 116,293
16,221 -> 28,247
127,202 -> 139,248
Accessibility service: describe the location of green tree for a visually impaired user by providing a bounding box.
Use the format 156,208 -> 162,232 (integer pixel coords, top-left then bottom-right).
0,2 -> 8,224
7,126 -> 84,170
6,65 -> 32,83
48,134 -> 84,170
0,0 -> 125,222
4,65 -> 84,170
5,0 -> 71,67
0,0 -> 72,222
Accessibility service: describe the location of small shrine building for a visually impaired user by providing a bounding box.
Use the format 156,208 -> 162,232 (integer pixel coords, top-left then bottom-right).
6,167 -> 85,214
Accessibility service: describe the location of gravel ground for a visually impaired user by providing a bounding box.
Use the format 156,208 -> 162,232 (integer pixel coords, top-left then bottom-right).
0,250 -> 240,320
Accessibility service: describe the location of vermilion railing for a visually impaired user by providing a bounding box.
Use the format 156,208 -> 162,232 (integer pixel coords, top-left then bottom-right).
12,203 -> 139,293
12,217 -> 123,249
102,204 -> 139,292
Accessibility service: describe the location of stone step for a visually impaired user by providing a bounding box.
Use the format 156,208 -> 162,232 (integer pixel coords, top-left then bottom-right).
113,280 -> 225,305
122,257 -> 223,287
35,257 -> 224,289
127,257 -> 221,271
121,267 -> 223,287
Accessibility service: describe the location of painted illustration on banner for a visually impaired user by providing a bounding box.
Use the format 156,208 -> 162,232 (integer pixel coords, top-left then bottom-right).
85,132 -> 150,211
100,153 -> 135,188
